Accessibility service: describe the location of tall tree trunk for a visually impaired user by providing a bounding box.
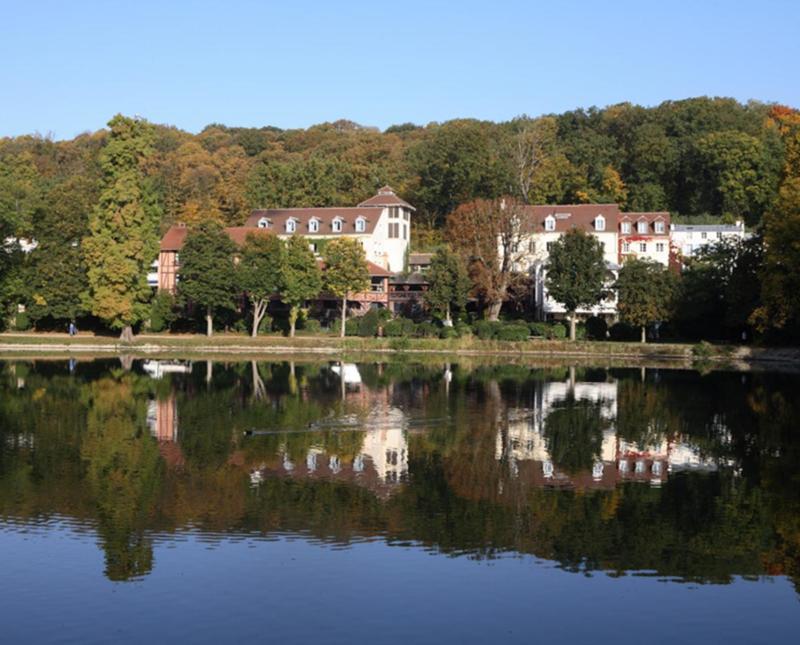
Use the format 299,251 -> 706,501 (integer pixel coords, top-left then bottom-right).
251,301 -> 263,338
444,302 -> 452,327
206,306 -> 213,337
641,325 -> 646,344
340,295 -> 347,338
487,300 -> 502,321
120,325 -> 134,342
289,305 -> 298,338
569,313 -> 577,341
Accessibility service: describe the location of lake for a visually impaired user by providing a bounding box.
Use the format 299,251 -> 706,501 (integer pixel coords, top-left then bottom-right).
1,358 -> 798,643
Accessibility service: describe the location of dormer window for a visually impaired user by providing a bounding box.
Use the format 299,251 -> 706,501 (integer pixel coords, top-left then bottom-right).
355,217 -> 366,233
654,220 -> 665,234
332,217 -> 343,233
594,215 -> 606,231
544,215 -> 556,232
637,220 -> 648,234
621,221 -> 631,234
257,217 -> 270,229
308,218 -> 319,233
285,219 -> 296,233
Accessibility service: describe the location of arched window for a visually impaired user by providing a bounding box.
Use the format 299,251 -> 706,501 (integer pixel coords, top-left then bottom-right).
544,215 -> 556,231
332,218 -> 343,233
286,219 -> 296,233
355,217 -> 366,233
257,217 -> 270,229
594,215 -> 605,231
308,218 -> 319,233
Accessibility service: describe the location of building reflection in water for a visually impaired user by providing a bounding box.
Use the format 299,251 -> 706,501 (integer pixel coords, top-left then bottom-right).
496,376 -> 724,490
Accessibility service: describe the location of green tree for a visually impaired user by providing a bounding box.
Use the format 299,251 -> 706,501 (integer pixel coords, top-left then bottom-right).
178,220 -> 238,336
424,247 -> 470,325
83,115 -> 161,340
28,176 -> 97,325
324,238 -> 369,338
283,235 -> 323,337
616,258 -> 678,343
239,232 -> 285,337
545,229 -> 607,340
751,180 -> 800,339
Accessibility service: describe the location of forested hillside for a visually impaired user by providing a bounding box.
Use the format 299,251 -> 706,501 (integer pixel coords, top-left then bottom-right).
0,97 -> 791,235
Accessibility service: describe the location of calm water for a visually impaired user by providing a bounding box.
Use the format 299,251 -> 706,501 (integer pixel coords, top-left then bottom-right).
1,358 -> 799,643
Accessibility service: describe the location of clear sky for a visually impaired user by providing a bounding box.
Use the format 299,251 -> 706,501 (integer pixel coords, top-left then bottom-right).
2,0 -> 798,139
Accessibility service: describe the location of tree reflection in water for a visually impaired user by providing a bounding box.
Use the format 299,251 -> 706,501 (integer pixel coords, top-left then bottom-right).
0,359 -> 798,594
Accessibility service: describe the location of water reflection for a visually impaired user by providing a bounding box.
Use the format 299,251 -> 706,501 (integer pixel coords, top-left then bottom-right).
0,359 -> 798,595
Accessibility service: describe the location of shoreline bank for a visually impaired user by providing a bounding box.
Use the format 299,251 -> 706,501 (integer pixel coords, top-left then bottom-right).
1,333 -> 798,369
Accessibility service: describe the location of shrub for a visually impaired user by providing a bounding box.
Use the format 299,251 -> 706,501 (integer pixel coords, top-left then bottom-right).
15,311 -> 30,331
472,319 -> 496,340
574,323 -> 587,341
357,309 -> 381,337
454,321 -> 472,338
439,326 -> 459,339
149,292 -> 177,332
414,321 -> 439,338
331,318 -> 359,336
384,317 -> 415,337
258,314 -> 273,334
529,321 -> 567,340
232,318 -> 248,334
303,318 -> 322,334
585,316 -> 608,341
495,323 -> 530,342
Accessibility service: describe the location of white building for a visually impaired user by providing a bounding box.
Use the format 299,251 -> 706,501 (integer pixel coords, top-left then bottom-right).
516,204 -> 623,320
670,221 -> 746,259
246,185 -> 413,273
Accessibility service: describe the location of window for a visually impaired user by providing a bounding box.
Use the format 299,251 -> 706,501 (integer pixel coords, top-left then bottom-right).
594,215 -> 605,231
389,207 -> 399,219
285,219 -> 296,233
308,218 -> 319,233
403,210 -> 410,221
403,224 -> 407,240
257,217 -> 270,229
639,242 -> 647,252
637,221 -> 648,234
654,220 -> 665,234
546,242 -> 554,252
622,242 -> 630,253
716,232 -> 722,239
528,239 -> 536,253
701,232 -> 707,240
309,243 -> 317,253
332,218 -> 343,233
388,222 -> 399,239
355,217 -> 366,232
545,215 -> 556,231
621,221 -> 631,234
656,243 -> 665,253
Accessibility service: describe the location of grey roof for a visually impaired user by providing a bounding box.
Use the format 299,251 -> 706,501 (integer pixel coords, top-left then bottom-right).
671,224 -> 744,232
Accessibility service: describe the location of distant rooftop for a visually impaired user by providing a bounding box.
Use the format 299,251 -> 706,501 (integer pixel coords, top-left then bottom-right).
671,222 -> 744,232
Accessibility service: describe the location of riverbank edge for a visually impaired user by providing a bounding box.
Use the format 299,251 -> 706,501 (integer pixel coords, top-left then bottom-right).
0,333 -> 797,367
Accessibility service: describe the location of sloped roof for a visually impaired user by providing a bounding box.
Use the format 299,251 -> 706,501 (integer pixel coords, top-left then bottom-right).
245,207 -> 384,234
408,252 -> 433,265
522,204 -> 621,233
357,185 -> 415,210
160,225 -> 273,251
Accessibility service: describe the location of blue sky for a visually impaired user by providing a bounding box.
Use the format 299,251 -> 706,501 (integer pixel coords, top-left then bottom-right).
2,0 -> 798,139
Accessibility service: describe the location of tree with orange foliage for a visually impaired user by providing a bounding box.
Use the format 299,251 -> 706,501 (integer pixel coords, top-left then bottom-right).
446,197 -> 529,320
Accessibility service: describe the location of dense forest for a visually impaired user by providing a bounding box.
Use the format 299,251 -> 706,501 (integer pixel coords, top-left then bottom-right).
1,96 -> 799,338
